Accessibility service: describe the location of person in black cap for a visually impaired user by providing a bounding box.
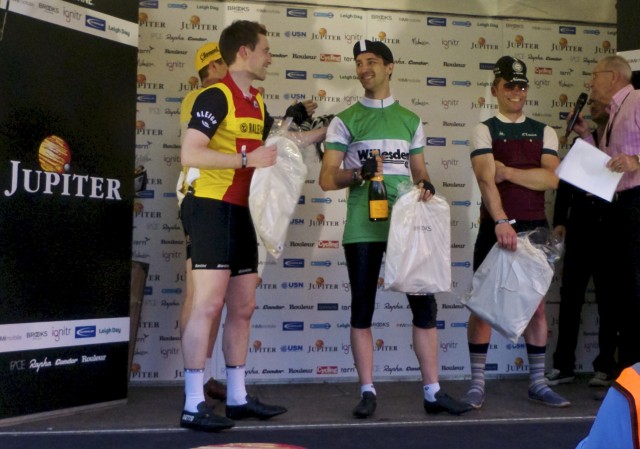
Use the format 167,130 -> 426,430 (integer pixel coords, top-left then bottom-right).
319,39 -> 471,419
462,56 -> 570,409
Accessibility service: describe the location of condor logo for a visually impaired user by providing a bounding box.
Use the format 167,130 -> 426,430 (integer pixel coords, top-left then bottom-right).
286,70 -> 307,80
75,326 -> 97,339
86,15 -> 106,32
287,8 -> 308,18
139,1 -> 159,8
559,26 -> 576,35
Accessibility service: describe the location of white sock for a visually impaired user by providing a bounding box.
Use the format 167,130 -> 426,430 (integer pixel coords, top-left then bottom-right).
424,382 -> 441,402
203,357 -> 212,383
226,365 -> 248,406
360,384 -> 376,396
184,369 -> 205,412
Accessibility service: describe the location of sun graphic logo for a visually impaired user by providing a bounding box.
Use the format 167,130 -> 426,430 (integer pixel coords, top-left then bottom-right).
558,93 -> 569,106
4,135 -> 122,199
38,135 -> 71,174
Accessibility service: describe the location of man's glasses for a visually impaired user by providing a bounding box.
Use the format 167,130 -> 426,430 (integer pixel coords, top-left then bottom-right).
503,82 -> 529,91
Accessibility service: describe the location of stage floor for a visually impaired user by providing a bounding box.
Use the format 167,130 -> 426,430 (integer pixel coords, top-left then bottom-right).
0,376 -> 604,449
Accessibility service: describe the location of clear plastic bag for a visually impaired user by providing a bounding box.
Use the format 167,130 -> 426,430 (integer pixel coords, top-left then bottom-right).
249,121 -> 308,259
384,187 -> 451,294
460,229 -> 557,343
521,226 -> 564,265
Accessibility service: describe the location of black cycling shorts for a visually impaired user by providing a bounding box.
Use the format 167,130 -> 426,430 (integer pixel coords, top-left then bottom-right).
180,194 -> 258,276
344,242 -> 438,329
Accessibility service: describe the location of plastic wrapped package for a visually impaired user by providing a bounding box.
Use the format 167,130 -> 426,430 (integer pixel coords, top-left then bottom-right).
249,133 -> 308,259
460,230 -> 556,343
384,187 -> 451,294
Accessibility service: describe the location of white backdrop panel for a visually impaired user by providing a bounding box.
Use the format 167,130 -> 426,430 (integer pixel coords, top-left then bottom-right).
132,0 -> 615,384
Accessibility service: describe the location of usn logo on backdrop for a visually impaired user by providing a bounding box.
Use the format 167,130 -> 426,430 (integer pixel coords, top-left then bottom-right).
3,135 -> 122,200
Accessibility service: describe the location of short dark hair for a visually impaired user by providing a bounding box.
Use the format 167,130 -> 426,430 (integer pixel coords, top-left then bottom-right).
219,20 -> 267,66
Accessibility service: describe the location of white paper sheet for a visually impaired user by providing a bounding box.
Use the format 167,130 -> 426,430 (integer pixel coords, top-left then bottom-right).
555,138 -> 623,202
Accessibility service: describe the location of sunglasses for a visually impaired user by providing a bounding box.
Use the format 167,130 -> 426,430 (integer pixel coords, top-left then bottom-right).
503,82 -> 529,91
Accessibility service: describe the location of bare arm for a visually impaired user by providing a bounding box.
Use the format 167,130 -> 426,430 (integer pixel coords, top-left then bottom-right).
494,153 -> 560,190
472,153 -> 517,250
181,128 -> 276,169
287,127 -> 327,145
318,149 -> 352,191
409,151 -> 434,201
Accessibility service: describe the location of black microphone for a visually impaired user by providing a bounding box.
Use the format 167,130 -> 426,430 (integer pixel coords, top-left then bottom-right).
565,92 -> 588,137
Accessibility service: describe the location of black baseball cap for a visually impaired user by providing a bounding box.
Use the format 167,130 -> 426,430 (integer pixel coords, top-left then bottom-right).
353,39 -> 394,64
493,56 -> 528,84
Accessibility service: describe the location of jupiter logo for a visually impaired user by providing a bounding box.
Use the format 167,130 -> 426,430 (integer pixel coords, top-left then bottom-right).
4,134 -> 122,200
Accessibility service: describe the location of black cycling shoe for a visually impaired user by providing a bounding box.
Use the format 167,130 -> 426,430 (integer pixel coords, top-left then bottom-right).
352,391 -> 377,418
180,401 -> 235,432
225,395 -> 288,420
424,391 -> 473,416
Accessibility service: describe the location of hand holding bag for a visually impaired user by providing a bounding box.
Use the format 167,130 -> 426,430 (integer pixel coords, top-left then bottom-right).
384,188 -> 451,294
460,235 -> 554,343
249,134 -> 307,259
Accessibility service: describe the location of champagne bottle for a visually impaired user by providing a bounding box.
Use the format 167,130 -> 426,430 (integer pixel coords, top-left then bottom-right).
368,173 -> 388,222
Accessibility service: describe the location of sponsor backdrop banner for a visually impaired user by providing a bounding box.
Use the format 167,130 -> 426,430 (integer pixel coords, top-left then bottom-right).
0,0 -> 137,419
133,1 -> 615,384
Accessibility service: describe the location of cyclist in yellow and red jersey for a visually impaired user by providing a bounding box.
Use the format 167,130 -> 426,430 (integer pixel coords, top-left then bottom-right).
176,40 -> 324,408
178,21 -> 286,433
